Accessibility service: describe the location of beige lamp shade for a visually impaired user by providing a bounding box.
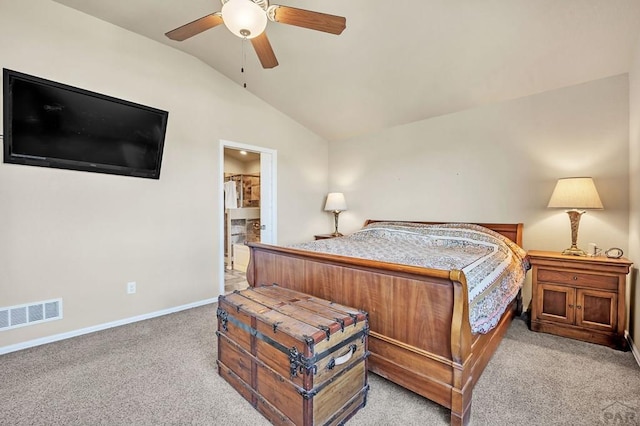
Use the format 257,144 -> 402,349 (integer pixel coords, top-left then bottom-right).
547,177 -> 603,210
324,192 -> 348,212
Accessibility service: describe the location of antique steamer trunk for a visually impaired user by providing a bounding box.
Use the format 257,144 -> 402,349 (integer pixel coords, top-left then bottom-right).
217,284 -> 369,426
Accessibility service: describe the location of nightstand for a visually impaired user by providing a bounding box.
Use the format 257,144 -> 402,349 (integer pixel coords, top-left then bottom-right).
314,234 -> 340,240
528,250 -> 633,350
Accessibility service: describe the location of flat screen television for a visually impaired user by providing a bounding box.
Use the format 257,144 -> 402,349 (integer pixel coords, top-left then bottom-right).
3,69 -> 169,179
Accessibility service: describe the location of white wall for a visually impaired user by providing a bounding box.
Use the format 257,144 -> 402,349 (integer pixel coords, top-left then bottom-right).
0,0 -> 328,349
629,34 -> 640,348
329,75 -> 630,308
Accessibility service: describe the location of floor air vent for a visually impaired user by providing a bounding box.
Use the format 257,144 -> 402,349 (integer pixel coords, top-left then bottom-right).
0,299 -> 62,331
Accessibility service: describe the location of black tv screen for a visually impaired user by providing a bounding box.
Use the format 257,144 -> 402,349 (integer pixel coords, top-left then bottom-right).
3,69 -> 168,179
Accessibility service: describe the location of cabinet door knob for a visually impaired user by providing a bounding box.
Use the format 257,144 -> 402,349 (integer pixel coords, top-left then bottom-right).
572,276 -> 578,280
568,304 -> 574,308
576,305 -> 582,310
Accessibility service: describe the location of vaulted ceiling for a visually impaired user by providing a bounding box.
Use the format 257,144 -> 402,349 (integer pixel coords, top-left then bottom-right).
53,0 -> 640,142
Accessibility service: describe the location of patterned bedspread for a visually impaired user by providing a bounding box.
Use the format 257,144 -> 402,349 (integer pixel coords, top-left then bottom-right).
290,222 -> 530,334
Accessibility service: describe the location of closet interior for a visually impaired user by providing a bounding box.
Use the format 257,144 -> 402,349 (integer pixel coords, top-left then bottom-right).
223,149 -> 261,272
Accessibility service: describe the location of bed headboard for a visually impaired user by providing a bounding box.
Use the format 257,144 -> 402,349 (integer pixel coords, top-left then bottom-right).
363,220 -> 524,247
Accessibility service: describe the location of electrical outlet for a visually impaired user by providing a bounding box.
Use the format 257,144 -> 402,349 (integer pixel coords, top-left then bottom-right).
127,282 -> 136,294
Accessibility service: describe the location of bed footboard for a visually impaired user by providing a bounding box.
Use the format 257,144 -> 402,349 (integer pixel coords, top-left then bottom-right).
246,242 -> 483,425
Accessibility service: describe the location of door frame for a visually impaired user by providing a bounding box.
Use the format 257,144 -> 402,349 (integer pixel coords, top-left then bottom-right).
219,139 -> 277,295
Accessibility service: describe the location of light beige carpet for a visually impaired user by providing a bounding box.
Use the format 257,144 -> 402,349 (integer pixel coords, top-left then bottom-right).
1,304 -> 638,425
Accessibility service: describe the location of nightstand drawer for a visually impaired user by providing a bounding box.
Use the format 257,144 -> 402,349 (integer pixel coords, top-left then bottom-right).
536,268 -> 618,291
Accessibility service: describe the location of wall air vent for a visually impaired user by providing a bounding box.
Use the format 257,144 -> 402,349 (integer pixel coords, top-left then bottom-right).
0,299 -> 63,331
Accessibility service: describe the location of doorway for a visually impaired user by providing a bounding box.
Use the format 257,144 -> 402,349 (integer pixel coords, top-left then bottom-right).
219,140 -> 277,295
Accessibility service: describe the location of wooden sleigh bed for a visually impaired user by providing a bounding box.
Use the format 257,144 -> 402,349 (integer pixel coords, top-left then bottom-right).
246,220 -> 526,426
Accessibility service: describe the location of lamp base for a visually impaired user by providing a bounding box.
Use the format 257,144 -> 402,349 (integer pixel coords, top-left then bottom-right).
562,210 -> 588,256
562,247 -> 587,256
331,211 -> 343,237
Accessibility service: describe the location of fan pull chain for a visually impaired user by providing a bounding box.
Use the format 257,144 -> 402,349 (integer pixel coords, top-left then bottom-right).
241,38 -> 247,89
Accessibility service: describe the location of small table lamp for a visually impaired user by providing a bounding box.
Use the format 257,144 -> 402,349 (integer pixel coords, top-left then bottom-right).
324,192 -> 348,237
547,177 -> 604,256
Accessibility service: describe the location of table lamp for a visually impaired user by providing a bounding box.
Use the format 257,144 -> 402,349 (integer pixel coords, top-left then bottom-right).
324,193 -> 347,236
547,177 -> 603,256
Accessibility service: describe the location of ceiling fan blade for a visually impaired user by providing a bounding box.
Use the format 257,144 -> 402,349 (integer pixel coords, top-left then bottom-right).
270,5 -> 346,35
251,32 -> 279,69
165,13 -> 224,41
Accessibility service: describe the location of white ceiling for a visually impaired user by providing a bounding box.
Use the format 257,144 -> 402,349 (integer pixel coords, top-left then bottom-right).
53,0 -> 640,142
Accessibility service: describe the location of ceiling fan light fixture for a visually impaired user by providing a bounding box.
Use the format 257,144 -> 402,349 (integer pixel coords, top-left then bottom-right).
221,0 -> 267,39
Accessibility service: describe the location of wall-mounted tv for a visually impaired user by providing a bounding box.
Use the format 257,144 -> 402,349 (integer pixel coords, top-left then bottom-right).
3,69 -> 169,179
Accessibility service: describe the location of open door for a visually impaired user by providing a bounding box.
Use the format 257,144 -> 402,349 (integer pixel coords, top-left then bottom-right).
219,140 -> 277,295
259,151 -> 276,244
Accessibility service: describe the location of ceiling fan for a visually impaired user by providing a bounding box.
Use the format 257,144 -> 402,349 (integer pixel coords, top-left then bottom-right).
165,0 -> 346,69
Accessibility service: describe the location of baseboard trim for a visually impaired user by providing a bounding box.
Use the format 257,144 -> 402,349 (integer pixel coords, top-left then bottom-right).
626,331 -> 640,368
0,298 -> 217,356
